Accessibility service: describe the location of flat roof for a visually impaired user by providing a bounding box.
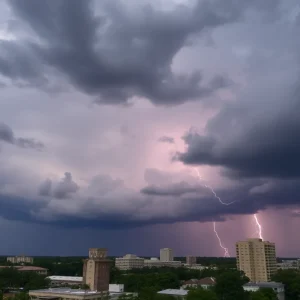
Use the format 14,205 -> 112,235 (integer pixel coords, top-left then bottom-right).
244,282 -> 284,288
47,276 -> 83,282
29,288 -> 101,295
158,289 -> 188,296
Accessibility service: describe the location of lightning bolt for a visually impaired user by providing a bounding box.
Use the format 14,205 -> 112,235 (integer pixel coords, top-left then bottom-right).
194,168 -> 234,257
253,214 -> 263,240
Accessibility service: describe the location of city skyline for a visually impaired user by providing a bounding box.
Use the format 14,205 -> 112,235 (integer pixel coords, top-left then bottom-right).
1,0 -> 300,257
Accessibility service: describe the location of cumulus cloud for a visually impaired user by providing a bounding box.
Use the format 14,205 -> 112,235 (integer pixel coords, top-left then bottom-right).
0,122 -> 44,151
0,0 -> 280,106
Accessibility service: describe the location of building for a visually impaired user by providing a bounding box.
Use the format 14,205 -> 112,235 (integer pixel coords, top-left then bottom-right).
186,256 -> 196,265
236,238 -> 277,282
181,277 -> 215,290
115,254 -> 144,270
7,255 -> 33,264
0,266 -> 47,275
157,289 -> 188,298
83,248 -> 111,292
47,276 -> 83,286
144,258 -> 181,268
29,286 -> 130,300
160,248 -> 173,262
182,264 -> 217,271
277,259 -> 300,270
243,282 -> 285,300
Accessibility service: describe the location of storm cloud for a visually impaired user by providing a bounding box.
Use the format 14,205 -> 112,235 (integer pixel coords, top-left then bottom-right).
0,0 -> 280,106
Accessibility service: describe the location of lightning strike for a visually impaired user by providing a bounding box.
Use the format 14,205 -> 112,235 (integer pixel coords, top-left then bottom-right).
253,214 -> 263,240
213,222 -> 230,257
194,168 -> 234,257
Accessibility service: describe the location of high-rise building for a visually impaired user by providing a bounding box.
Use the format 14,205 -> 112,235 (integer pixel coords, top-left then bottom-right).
160,248 -> 173,262
83,248 -> 111,291
236,238 -> 277,282
186,256 -> 197,265
115,254 -> 144,270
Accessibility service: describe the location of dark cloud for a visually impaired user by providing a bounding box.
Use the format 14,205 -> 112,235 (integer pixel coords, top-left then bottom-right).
0,122 -> 44,151
52,172 -> 79,199
177,82 -> 300,179
158,136 -> 175,144
0,0 -> 279,106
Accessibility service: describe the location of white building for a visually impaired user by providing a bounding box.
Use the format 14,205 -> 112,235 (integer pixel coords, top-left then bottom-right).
7,256 -> 33,264
160,248 -> 173,262
115,254 -> 144,270
243,282 -> 285,300
157,289 -> 188,299
47,276 -> 83,286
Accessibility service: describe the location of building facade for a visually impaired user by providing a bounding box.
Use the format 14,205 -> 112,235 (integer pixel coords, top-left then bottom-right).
160,248 -> 173,262
144,258 -> 181,268
7,256 -> 33,264
236,238 -> 277,282
83,248 -> 111,291
115,254 -> 144,270
186,256 -> 197,265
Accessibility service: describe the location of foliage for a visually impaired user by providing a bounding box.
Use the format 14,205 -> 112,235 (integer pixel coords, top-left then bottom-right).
0,267 -> 49,291
272,269 -> 300,300
250,288 -> 277,300
214,270 -> 249,300
187,287 -> 218,300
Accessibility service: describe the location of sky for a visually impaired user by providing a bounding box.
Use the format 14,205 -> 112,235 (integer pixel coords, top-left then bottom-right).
0,0 -> 300,258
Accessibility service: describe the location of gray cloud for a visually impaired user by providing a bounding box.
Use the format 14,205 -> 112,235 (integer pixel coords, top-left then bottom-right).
52,172 -> 79,199
0,0 -> 280,106
0,122 -> 44,151
158,136 -> 175,144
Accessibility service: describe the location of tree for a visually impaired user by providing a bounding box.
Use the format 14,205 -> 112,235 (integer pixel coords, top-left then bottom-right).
250,288 -> 277,300
187,288 -> 218,300
214,270 -> 249,300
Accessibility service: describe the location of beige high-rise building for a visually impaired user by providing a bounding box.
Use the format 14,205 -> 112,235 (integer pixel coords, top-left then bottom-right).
82,248 -> 111,291
236,238 -> 277,282
160,248 -> 173,262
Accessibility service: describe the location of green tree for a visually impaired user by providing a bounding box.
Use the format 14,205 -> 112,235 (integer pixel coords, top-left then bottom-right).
272,269 -> 300,300
187,288 -> 218,300
214,270 -> 249,300
250,288 -> 277,300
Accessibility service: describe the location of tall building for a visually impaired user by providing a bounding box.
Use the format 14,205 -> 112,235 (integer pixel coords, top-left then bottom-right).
160,248 -> 173,262
83,248 -> 111,291
236,238 -> 277,282
115,254 -> 144,270
7,255 -> 33,264
186,256 -> 197,265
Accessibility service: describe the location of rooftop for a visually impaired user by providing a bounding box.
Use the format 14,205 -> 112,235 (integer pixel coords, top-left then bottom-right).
244,282 -> 284,288
158,289 -> 188,296
47,276 -> 83,282
29,288 -> 101,295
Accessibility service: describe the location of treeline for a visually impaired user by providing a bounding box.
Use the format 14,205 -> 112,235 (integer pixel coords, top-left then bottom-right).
0,267 -> 49,291
115,270 -> 277,300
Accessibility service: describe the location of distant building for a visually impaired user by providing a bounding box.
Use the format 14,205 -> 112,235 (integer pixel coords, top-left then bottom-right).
183,264 -> 217,271
115,254 -> 144,270
186,256 -> 197,265
0,266 -> 47,275
144,258 -> 181,268
181,277 -> 215,290
277,259 -> 300,270
243,282 -> 285,300
7,256 -> 33,264
160,248 -> 173,262
83,248 -> 111,292
236,238 -> 277,282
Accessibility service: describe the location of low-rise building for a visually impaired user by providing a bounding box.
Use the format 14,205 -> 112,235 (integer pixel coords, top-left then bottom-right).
157,289 -> 188,299
181,277 -> 215,290
182,264 -> 217,271
243,282 -> 285,300
7,256 -> 33,264
144,258 -> 181,268
115,254 -> 144,270
0,266 -> 47,275
29,286 -> 131,300
47,276 -> 83,286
